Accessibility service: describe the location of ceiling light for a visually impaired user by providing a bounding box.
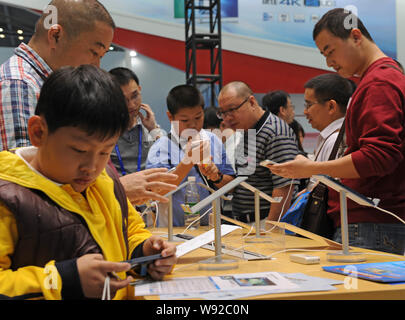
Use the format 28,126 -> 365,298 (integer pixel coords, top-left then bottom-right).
0,28 -> 3,32
109,46 -> 114,51
18,36 -> 24,41
129,50 -> 137,57
0,34 -> 5,39
17,29 -> 23,34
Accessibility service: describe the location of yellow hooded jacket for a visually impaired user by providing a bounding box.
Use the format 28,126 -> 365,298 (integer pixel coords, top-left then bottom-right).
0,150 -> 151,300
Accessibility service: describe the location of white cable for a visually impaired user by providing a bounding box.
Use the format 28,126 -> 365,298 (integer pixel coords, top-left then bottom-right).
172,243 -> 254,273
260,179 -> 295,235
102,275 -> 111,300
242,225 -> 255,239
180,206 -> 213,235
154,201 -> 159,227
374,205 -> 405,225
264,248 -> 332,260
153,201 -> 159,228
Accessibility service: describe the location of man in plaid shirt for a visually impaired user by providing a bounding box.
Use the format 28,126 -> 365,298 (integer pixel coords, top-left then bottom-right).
0,0 -> 115,150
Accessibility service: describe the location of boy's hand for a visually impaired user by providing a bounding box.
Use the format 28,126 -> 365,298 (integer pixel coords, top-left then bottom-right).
198,158 -> 220,181
142,235 -> 177,280
183,140 -> 210,165
119,168 -> 178,205
76,254 -> 132,299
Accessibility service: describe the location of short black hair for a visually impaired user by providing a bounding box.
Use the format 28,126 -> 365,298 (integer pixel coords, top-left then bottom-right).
35,64 -> 129,140
203,106 -> 221,129
166,84 -> 204,115
289,119 -> 305,153
109,67 -> 140,86
262,90 -> 290,115
313,8 -> 373,42
304,73 -> 354,113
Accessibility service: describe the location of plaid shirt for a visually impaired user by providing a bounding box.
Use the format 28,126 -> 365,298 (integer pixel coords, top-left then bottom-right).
0,43 -> 52,150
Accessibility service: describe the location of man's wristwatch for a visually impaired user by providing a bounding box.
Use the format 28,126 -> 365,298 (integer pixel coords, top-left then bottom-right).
208,172 -> 223,184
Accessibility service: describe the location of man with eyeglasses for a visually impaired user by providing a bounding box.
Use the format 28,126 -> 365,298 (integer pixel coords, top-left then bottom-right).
268,8 -> 405,255
304,73 -> 353,163
217,81 -> 299,224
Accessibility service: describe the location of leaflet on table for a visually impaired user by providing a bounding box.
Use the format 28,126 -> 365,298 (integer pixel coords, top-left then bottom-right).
158,273 -> 343,300
322,261 -> 405,283
175,224 -> 241,258
134,272 -> 298,296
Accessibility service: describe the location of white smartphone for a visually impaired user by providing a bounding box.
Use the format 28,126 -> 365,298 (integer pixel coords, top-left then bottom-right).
190,140 -> 204,149
260,160 -> 277,167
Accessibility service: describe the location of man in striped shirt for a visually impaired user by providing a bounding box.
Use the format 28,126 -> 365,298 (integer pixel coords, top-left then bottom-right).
0,0 -> 115,151
217,81 -> 299,223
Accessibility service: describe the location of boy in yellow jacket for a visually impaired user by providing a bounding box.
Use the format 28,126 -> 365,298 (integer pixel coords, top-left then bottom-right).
0,65 -> 176,300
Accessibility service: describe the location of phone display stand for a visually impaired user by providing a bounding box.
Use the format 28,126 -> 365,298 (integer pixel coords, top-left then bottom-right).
163,180 -> 190,242
186,176 -> 248,270
239,182 -> 285,246
313,175 -> 367,263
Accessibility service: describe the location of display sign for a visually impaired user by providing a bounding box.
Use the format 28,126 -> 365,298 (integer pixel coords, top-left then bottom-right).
114,0 -> 396,58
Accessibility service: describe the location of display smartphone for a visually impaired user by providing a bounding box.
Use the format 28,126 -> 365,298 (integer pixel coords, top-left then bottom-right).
123,253 -> 163,269
109,253 -> 164,280
260,159 -> 277,167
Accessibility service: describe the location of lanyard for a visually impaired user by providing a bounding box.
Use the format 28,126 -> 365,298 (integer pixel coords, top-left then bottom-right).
115,125 -> 143,175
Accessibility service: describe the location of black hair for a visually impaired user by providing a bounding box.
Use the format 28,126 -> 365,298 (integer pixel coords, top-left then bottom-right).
289,119 -> 305,153
35,64 -> 129,140
313,8 -> 373,42
203,106 -> 221,129
304,73 -> 354,114
109,67 -> 140,86
262,90 -> 290,115
166,84 -> 204,115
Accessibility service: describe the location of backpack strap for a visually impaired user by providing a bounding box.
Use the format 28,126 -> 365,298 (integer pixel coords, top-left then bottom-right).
314,128 -> 340,161
328,118 -> 346,161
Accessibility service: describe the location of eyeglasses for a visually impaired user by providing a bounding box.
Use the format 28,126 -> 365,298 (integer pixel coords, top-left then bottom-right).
304,100 -> 327,110
217,97 -> 249,119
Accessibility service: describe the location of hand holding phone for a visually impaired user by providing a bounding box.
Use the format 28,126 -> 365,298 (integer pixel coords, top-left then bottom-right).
260,160 -> 277,168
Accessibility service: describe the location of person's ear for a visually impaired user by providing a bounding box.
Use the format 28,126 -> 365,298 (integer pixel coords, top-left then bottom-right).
248,95 -> 256,108
167,111 -> 174,122
28,115 -> 48,147
351,28 -> 362,44
327,99 -> 338,115
279,105 -> 287,117
47,24 -> 63,48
